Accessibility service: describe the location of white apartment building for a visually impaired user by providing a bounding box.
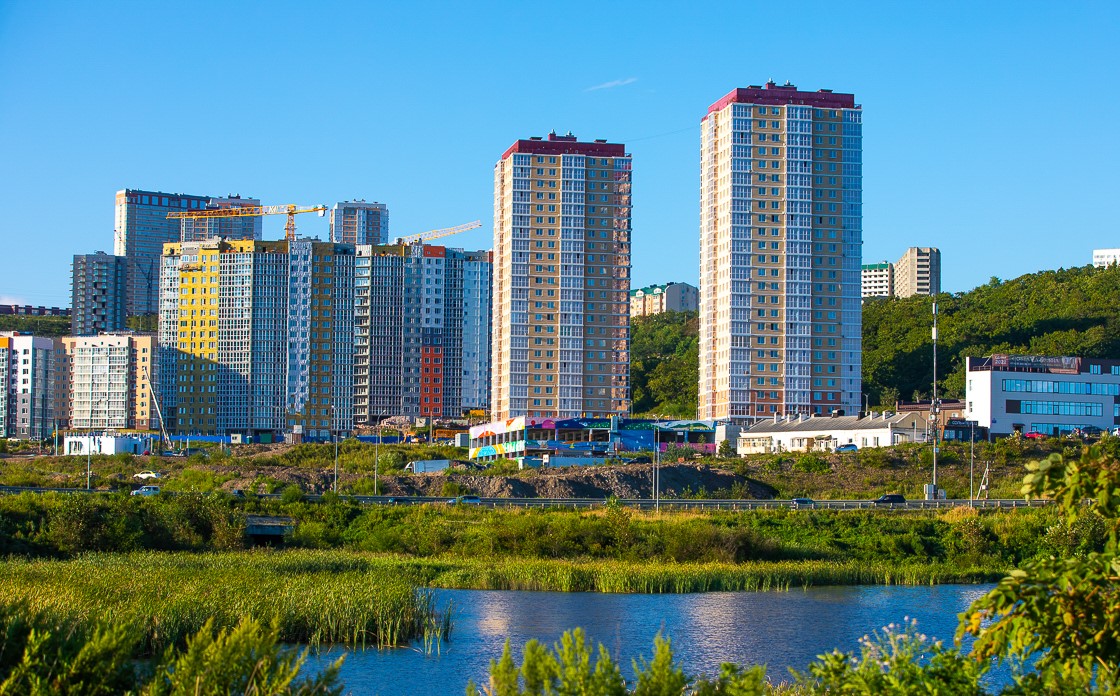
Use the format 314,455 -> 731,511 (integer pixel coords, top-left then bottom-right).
861,262 -> 893,298
894,247 -> 940,298
0,332 -> 57,439
629,282 -> 699,317
58,333 -> 157,431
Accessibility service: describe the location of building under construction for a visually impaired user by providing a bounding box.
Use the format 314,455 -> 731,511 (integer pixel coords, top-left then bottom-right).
353,243 -> 491,424
158,238 -> 355,440
330,200 -> 389,245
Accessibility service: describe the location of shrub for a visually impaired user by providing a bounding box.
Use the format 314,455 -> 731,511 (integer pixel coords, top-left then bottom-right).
280,485 -> 304,504
793,454 -> 830,474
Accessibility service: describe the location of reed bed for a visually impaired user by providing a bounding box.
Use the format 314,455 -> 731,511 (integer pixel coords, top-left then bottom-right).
360,556 -> 1004,594
0,550 -> 451,654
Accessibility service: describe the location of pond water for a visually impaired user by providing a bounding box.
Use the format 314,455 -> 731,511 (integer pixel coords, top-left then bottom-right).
307,584 -> 997,695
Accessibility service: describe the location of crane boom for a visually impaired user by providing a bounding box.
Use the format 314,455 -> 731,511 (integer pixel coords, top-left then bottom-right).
168,204 -> 328,242
396,220 -> 482,246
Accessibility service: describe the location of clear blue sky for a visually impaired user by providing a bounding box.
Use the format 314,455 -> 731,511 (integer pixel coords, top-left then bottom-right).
1,0 -> 1117,306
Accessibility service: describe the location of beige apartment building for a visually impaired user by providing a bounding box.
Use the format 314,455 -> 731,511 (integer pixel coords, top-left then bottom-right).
894,247 -> 941,297
492,132 -> 632,420
699,82 -> 863,423
630,282 -> 699,317
57,333 -> 157,431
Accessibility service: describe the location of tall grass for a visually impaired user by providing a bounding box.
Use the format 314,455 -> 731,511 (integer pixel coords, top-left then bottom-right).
0,550 -> 451,654
352,555 -> 1004,594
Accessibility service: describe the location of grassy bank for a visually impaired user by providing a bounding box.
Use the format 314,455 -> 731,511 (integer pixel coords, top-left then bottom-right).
1,491 -> 1062,568
0,551 -> 450,653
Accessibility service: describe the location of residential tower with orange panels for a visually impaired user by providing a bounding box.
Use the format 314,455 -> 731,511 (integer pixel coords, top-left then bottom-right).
699,82 -> 862,423
492,133 -> 632,420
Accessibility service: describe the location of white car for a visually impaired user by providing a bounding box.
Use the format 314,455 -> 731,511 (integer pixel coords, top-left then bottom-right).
133,470 -> 163,480
131,485 -> 161,497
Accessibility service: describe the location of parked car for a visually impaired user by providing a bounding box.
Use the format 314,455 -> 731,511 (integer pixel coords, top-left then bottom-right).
873,494 -> 906,506
835,444 -> 858,453
133,470 -> 163,480
1023,431 -> 1046,440
1080,426 -> 1103,438
230,489 -> 245,498
449,495 -> 482,506
790,497 -> 816,510
626,456 -> 652,465
131,485 -> 161,497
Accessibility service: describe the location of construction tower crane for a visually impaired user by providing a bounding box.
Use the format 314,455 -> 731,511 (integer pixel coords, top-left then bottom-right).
168,204 -> 328,242
395,220 -> 482,246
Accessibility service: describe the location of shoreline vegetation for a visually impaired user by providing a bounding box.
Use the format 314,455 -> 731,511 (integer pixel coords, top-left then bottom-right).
0,447 -> 1115,692
0,552 -> 451,654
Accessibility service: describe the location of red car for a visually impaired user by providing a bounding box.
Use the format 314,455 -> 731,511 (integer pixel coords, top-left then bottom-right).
1024,431 -> 1046,439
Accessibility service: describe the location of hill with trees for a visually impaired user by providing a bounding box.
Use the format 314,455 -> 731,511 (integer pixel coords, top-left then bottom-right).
864,264 -> 1120,406
629,311 -> 698,417
630,265 -> 1120,415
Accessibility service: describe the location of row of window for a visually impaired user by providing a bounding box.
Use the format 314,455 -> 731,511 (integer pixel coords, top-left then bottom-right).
1001,379 -> 1120,396
1015,401 -> 1104,417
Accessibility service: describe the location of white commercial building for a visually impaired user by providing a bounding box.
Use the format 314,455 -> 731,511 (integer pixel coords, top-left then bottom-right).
64,434 -> 155,456
737,411 -> 928,455
965,354 -> 1120,437
1092,248 -> 1120,268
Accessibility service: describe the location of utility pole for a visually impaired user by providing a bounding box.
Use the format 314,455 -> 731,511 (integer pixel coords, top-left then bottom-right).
930,301 -> 939,500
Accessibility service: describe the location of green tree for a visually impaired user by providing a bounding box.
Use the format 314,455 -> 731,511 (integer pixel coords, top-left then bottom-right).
960,447 -> 1120,692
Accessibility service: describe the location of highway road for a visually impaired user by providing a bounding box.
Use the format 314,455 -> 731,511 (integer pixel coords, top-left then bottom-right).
0,485 -> 1048,510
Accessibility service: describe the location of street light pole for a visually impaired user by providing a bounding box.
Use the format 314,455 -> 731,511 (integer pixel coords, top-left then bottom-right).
374,410 -> 386,496
654,425 -> 660,512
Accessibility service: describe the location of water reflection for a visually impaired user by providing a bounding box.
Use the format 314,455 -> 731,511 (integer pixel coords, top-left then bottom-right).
307,584 -> 994,696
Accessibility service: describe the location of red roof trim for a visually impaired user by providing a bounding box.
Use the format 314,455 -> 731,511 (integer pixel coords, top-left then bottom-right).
501,139 -> 627,160
704,83 -> 857,118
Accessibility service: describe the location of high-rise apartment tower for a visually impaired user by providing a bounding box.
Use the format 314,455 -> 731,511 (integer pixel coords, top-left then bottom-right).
114,190 -> 260,318
492,133 -> 632,420
71,252 -> 128,335
699,82 -> 862,423
331,201 -> 389,245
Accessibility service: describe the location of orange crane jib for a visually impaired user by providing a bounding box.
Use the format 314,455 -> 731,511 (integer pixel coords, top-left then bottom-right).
168,204 -> 328,242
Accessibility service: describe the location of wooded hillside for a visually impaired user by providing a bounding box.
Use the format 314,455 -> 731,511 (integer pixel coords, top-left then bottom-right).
630,265 -> 1120,414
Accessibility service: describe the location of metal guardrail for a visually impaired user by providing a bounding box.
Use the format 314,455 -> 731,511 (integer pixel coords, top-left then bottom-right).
0,486 -> 1050,510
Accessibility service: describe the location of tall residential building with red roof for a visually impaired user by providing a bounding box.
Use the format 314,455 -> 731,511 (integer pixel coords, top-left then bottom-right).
699,82 -> 863,423
492,133 -> 632,420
